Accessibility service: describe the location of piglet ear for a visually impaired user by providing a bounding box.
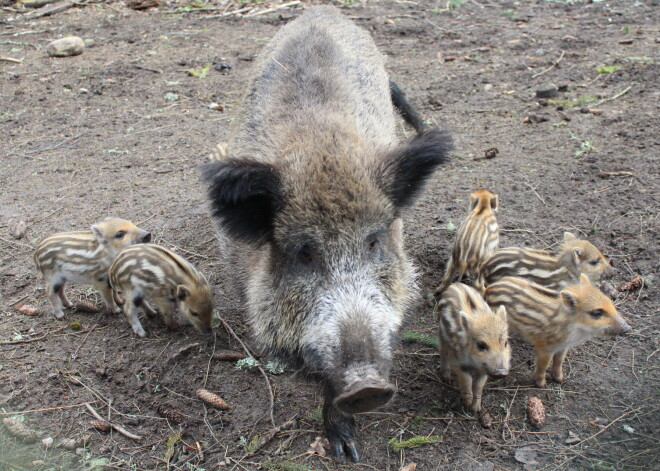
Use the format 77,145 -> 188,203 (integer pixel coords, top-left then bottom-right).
202,158 -> 282,246
91,225 -> 107,246
379,127 -> 453,210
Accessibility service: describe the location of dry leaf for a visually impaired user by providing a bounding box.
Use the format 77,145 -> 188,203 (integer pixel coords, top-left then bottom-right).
196,389 -> 230,410
400,463 -> 418,471
13,220 -> 27,239
308,436 -> 329,457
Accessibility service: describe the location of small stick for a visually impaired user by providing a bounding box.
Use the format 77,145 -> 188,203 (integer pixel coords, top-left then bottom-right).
7,295 -> 29,307
245,1 -> 301,17
0,56 -> 23,63
0,400 -> 99,416
242,416 -> 298,458
19,132 -> 85,156
0,325 -> 68,345
30,206 -> 63,225
523,181 -> 546,204
205,6 -> 252,18
631,350 -> 639,381
196,441 -> 204,462
593,84 -> 634,107
85,403 -> 141,440
0,236 -> 32,249
532,50 -> 565,78
569,407 -> 643,448
67,324 -> 97,366
599,171 -> 634,179
160,238 -> 209,260
216,313 -> 276,426
133,64 -> 162,74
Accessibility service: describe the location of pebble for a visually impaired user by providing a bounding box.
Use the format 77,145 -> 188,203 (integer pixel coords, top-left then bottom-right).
565,431 -> 580,444
536,83 -> 558,99
46,37 -> 85,57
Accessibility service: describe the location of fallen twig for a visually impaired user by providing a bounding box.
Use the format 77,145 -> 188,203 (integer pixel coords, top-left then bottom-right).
0,325 -> 68,345
532,50 -> 565,78
245,0 -> 300,17
599,171 -> 634,179
0,56 -> 23,64
570,407 -> 643,448
216,313 -> 276,426
133,64 -> 162,74
205,6 -> 252,18
85,403 -> 142,440
593,84 -> 634,107
26,0 -> 74,18
17,132 -> 86,157
0,401 -> 99,416
243,416 -> 298,459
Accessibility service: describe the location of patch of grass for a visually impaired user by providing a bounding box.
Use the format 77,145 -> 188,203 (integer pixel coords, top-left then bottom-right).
574,139 -> 597,158
305,406 -> 323,424
235,357 -> 260,370
548,94 -> 598,108
401,332 -> 440,349
625,56 -> 653,64
188,63 -> 211,79
447,0 -> 466,8
243,435 -> 262,455
597,65 -> 622,74
389,435 -> 442,451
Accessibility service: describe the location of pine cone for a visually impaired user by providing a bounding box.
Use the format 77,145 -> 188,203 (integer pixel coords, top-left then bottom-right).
2,418 -> 39,442
156,403 -> 185,424
58,435 -> 91,450
16,303 -> 39,316
90,420 -> 111,432
527,397 -> 546,429
196,389 -> 230,410
76,300 -> 100,313
618,277 -> 644,292
213,350 -> 246,362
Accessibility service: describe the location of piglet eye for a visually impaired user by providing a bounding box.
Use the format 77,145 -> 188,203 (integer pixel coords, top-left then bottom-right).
590,309 -> 604,319
476,341 -> 489,352
115,231 -> 126,239
589,260 -> 600,266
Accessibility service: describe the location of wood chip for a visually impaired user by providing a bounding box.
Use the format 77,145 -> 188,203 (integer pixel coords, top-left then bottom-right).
527,396 -> 546,429
196,388 -> 230,410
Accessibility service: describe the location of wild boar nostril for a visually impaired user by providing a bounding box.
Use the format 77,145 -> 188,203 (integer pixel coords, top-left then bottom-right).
335,381 -> 395,414
141,232 -> 152,243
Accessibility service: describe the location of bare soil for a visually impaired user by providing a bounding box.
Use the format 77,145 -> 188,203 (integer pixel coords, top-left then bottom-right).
0,1 -> 658,470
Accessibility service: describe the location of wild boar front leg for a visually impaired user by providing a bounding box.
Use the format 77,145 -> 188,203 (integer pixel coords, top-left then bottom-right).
452,364 -> 474,409
438,341 -> 452,381
46,276 -> 66,319
551,350 -> 568,383
323,385 -> 359,463
96,280 -> 120,314
534,347 -> 553,388
471,373 -> 488,413
125,291 -> 147,338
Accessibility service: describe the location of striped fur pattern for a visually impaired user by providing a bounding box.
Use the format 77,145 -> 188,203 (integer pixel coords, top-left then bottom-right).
437,283 -> 510,413
109,244 -> 213,338
34,218 -> 151,319
484,274 -> 630,387
435,190 -> 499,295
476,232 -> 612,292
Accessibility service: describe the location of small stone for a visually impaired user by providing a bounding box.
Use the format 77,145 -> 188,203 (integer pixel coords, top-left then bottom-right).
444,55 -> 457,62
214,62 -> 232,74
164,92 -> 179,102
536,83 -> 558,99
42,437 -> 54,447
483,83 -> 494,91
565,431 -> 580,445
46,37 -> 85,57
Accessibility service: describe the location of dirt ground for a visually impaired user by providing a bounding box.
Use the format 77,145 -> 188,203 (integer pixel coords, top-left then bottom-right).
0,0 -> 658,470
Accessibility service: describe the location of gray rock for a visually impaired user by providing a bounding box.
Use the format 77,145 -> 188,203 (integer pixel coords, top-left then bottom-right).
46,36 -> 85,57
536,83 -> 558,99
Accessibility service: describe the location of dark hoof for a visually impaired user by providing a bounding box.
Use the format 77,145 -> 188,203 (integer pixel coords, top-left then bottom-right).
330,438 -> 360,463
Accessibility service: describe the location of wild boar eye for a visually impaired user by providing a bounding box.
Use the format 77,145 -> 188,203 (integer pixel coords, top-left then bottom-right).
476,341 -> 489,352
298,247 -> 313,264
589,260 -> 600,266
590,309 -> 604,319
368,239 -> 378,251
190,311 -> 199,318
115,231 -> 126,239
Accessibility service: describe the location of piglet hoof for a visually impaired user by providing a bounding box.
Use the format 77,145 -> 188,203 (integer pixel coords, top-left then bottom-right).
53,310 -> 65,320
534,378 -> 547,388
133,326 -> 147,338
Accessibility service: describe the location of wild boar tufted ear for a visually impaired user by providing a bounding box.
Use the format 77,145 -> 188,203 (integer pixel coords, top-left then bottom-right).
380,127 -> 453,210
495,305 -> 507,321
91,225 -> 108,246
560,290 -> 577,314
202,158 -> 282,246
564,231 -> 577,241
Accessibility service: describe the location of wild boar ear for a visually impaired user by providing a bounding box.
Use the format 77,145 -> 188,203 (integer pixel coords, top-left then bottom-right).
579,273 -> 591,285
560,291 -> 577,314
571,247 -> 584,266
564,231 -> 577,241
459,311 -> 471,332
91,225 -> 108,246
469,193 -> 479,211
177,285 -> 191,301
490,194 -> 499,213
380,127 -> 453,210
202,158 -> 282,245
495,305 -> 507,321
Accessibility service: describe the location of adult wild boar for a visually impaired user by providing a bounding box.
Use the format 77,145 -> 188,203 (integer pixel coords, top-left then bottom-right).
204,6 -> 452,462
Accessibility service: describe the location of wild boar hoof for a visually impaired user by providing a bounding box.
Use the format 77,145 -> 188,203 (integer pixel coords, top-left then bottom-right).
329,436 -> 360,463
